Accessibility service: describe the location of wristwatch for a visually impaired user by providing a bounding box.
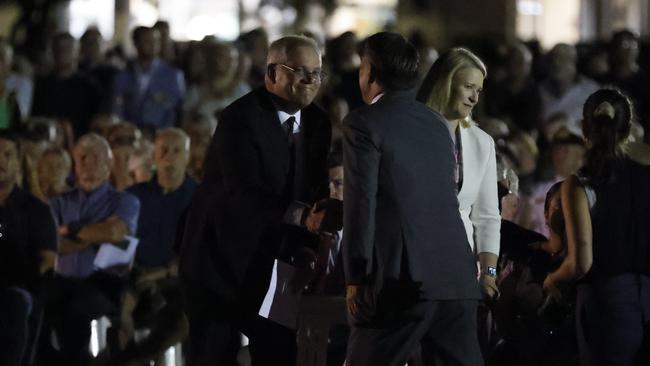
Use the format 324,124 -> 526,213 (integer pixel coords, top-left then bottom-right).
483,266 -> 498,278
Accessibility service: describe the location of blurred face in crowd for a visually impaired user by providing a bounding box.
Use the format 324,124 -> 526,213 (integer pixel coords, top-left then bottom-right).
80,29 -> 103,64
52,36 -> 78,73
206,42 -> 238,80
548,45 -> 577,86
128,143 -> 154,184
328,165 -> 343,201
507,43 -> 532,81
108,123 -> 141,149
268,45 -> 322,111
38,151 -> 71,197
74,141 -> 112,192
551,143 -> 585,178
612,35 -> 639,68
0,43 -> 12,84
154,130 -> 189,187
134,28 -> 160,62
445,67 -> 484,121
0,138 -> 19,189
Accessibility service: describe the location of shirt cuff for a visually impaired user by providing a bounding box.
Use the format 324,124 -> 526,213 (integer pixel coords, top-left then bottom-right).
282,201 -> 310,227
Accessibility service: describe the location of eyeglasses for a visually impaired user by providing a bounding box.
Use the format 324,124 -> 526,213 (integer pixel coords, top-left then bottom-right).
274,63 -> 327,82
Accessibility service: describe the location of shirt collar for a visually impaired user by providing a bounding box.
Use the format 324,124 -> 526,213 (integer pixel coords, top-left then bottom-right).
134,58 -> 160,75
371,93 -> 384,104
277,109 -> 302,133
77,182 -> 111,201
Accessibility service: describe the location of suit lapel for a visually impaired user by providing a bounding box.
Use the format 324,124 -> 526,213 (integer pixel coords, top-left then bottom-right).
255,89 -> 291,175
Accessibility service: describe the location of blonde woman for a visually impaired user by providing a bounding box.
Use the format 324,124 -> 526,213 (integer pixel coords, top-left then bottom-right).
417,48 -> 501,299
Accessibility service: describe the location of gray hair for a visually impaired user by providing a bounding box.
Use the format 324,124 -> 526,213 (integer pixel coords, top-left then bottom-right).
155,127 -> 190,151
75,133 -> 113,161
267,35 -> 321,65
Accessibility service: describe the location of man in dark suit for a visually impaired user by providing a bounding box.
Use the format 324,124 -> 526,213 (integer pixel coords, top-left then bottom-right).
179,35 -> 332,366
343,32 -> 483,366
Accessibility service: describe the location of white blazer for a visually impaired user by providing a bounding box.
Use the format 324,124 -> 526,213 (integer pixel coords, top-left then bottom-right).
457,123 -> 501,256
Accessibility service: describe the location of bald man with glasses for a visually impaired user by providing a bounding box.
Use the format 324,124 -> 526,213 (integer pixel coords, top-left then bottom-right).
179,35 -> 334,366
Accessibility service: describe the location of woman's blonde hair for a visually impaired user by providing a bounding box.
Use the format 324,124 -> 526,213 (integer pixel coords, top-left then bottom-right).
416,47 -> 487,128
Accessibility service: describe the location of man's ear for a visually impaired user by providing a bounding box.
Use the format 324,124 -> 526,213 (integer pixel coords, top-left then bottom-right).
267,64 -> 276,83
368,65 -> 377,84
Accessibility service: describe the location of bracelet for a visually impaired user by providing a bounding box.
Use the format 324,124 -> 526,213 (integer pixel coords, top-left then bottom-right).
482,266 -> 497,277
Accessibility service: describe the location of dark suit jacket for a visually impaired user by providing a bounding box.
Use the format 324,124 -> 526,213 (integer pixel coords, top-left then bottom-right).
342,91 -> 479,301
179,87 -> 331,311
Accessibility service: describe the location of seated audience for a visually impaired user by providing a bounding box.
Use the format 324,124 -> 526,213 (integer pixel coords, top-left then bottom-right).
538,43 -> 599,135
113,128 -> 196,364
180,112 -> 216,182
182,39 -> 250,123
48,133 -> 140,365
0,40 -> 24,130
0,131 -> 58,366
519,128 -> 585,236
31,32 -> 103,136
112,26 -> 185,132
37,145 -> 72,200
78,27 -> 119,113
106,122 -> 144,191
2,39 -> 32,120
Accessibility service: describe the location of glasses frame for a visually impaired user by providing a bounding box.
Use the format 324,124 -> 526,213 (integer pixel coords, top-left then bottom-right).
273,63 -> 327,82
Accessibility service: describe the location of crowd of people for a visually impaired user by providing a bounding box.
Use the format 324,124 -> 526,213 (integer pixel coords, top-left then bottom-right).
0,17 -> 648,366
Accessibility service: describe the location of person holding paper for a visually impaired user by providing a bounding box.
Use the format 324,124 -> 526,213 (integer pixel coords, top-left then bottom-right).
342,32 -> 482,366
48,133 -> 140,365
179,35 -> 337,366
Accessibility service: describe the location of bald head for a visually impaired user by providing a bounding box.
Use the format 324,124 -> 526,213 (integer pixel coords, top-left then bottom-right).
266,35 -> 320,66
155,128 -> 190,189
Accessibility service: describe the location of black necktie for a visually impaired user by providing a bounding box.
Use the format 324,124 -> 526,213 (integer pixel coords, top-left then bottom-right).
283,116 -> 296,144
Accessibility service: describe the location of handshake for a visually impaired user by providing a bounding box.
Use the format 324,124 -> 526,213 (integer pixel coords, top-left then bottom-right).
303,198 -> 343,234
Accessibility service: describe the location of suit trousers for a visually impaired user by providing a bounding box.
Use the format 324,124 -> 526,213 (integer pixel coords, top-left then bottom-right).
346,299 -> 483,366
186,287 -> 297,366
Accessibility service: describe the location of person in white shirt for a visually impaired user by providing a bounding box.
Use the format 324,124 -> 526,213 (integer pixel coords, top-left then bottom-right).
417,47 -> 501,300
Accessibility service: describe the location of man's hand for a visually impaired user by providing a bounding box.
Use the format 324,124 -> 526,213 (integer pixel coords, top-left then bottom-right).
479,274 -> 499,301
58,225 -> 69,237
305,198 -> 343,234
346,285 -> 375,323
305,206 -> 325,234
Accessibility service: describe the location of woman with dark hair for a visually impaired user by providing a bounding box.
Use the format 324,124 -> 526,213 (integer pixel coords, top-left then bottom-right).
417,48 -> 501,300
543,88 -> 650,366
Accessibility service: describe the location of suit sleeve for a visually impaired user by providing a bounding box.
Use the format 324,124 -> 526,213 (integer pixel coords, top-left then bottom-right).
469,136 -> 501,256
342,112 -> 380,285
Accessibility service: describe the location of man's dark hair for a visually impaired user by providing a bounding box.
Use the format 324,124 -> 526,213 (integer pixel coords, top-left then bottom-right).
52,32 -> 75,46
358,32 -> 419,91
131,26 -> 152,43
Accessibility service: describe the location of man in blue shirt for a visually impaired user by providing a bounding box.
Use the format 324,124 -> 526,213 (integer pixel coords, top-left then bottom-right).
49,133 -> 140,365
114,128 -> 196,364
112,26 -> 185,132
